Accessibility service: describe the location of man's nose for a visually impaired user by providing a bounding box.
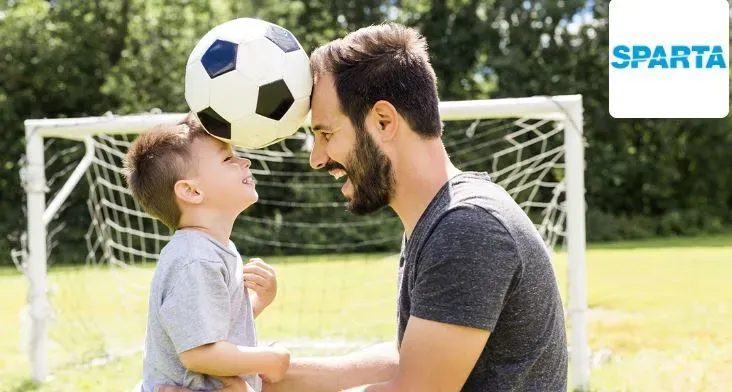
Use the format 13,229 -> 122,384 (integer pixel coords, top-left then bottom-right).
309,137 -> 327,170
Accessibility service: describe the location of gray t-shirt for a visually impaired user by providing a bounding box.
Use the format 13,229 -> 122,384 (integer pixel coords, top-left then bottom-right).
397,172 -> 568,391
141,229 -> 261,392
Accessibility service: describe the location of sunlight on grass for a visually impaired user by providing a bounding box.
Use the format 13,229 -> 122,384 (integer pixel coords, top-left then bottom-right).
1,235 -> 730,392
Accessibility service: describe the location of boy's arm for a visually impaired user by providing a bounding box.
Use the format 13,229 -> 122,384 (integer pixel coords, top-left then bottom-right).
180,341 -> 289,378
160,260 -> 289,380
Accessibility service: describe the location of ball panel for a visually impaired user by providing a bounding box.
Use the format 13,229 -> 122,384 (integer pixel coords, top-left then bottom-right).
210,18 -> 263,45
229,113 -> 279,149
281,50 -> 314,100
187,32 -> 218,65
256,79 -> 295,121
235,38 -> 286,84
222,18 -> 270,44
201,39 -> 238,78
184,62 -> 212,112
209,70 -> 258,120
197,108 -> 232,141
264,24 -> 301,53
276,96 -> 310,139
255,135 -> 290,149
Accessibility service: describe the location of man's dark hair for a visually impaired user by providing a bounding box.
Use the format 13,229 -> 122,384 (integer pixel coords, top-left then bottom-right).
310,23 -> 442,138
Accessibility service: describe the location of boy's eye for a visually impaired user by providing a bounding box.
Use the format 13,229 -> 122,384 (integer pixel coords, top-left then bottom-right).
224,156 -> 232,162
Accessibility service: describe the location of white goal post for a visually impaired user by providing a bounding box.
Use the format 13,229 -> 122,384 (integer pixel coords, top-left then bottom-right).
21,95 -> 588,390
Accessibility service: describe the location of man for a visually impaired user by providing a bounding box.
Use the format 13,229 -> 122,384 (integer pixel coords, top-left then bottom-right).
159,22 -> 568,392
268,22 -> 568,392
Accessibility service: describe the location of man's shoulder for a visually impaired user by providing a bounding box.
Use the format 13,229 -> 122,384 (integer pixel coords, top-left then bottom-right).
424,203 -> 515,256
406,204 -> 513,267
408,171 -> 535,255
446,171 -> 513,206
432,172 -> 514,232
438,203 -> 502,230
444,171 -> 538,232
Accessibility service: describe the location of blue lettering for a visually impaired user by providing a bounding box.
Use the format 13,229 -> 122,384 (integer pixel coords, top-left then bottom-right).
611,44 -> 728,69
671,46 -> 690,68
648,46 -> 668,68
611,45 -> 631,69
691,45 -> 710,68
631,45 -> 651,68
707,46 -> 727,68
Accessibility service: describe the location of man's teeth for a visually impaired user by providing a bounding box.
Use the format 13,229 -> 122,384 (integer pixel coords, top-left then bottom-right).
333,170 -> 347,180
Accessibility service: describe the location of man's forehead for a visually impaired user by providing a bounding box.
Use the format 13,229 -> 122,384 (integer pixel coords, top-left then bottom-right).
310,76 -> 339,132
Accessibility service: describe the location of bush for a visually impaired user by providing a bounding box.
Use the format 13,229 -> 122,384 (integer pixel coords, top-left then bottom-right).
586,209 -> 656,243
587,207 -> 731,244
657,209 -> 728,237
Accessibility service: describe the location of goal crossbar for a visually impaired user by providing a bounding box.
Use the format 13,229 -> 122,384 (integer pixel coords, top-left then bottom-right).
21,95 -> 589,391
25,95 -> 580,139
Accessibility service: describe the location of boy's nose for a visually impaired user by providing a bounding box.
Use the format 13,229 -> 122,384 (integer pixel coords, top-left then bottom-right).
239,157 -> 251,168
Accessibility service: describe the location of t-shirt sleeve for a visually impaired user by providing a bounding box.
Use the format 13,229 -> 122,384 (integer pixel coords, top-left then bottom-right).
410,205 -> 521,332
159,259 -> 231,354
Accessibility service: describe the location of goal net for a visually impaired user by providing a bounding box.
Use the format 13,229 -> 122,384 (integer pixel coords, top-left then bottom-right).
15,96 -> 588,386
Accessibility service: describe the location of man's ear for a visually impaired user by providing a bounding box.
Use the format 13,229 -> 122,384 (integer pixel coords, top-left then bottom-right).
174,179 -> 203,205
371,100 -> 399,142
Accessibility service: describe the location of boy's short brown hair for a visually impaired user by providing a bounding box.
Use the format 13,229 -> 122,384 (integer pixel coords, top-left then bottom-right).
309,23 -> 442,138
124,113 -> 209,229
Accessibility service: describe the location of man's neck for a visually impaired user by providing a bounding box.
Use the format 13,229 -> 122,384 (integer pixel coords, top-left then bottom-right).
389,141 -> 461,239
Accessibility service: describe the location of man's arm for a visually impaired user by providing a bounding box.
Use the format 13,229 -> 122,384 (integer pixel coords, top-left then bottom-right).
154,260 -> 288,391
342,206 -> 514,391
179,341 -> 289,379
341,316 -> 489,392
267,341 -> 399,392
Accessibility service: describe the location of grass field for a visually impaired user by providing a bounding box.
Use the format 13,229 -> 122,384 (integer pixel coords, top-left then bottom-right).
1,234 -> 731,392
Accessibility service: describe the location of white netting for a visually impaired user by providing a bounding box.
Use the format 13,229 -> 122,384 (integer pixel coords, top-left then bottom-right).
14,108 -> 569,370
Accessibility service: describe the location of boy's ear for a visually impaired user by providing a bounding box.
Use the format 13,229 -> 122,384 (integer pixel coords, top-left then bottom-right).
174,179 -> 203,205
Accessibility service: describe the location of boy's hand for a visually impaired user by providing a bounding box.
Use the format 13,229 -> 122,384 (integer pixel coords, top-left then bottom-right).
259,346 -> 291,384
244,258 -> 278,316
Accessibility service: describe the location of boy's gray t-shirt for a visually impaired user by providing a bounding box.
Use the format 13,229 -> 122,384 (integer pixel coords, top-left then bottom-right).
141,229 -> 261,392
397,172 -> 568,391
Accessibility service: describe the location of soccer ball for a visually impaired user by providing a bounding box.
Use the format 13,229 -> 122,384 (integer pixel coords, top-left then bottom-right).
184,18 -> 312,149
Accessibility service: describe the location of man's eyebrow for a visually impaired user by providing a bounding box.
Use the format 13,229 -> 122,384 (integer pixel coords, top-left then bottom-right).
311,124 -> 331,133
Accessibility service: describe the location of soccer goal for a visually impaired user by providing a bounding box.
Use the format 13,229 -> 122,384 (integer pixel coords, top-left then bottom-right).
16,95 -> 588,390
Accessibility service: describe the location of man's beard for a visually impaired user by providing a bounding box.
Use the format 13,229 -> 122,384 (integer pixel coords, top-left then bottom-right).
325,126 -> 395,215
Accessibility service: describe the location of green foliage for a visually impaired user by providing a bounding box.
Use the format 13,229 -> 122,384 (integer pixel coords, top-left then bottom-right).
0,0 -> 730,265
0,0 -> 119,262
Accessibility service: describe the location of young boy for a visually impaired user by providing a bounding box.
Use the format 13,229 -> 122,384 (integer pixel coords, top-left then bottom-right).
124,113 -> 289,392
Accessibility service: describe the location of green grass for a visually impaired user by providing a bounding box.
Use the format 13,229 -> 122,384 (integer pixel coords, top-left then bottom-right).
1,235 -> 731,392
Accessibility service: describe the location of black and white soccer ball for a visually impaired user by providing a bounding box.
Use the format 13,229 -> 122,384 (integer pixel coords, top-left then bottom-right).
185,18 -> 312,149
